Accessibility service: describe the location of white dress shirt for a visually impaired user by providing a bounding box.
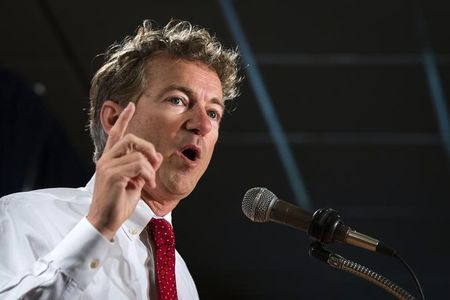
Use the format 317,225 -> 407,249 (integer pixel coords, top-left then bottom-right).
0,176 -> 199,299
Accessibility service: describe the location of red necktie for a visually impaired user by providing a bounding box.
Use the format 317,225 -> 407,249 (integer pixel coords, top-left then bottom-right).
148,218 -> 178,300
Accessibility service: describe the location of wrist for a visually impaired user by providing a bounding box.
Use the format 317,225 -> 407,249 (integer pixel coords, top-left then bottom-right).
86,213 -> 117,241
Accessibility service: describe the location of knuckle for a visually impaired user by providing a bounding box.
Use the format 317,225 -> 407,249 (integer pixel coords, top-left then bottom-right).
136,152 -> 147,166
124,133 -> 136,142
145,141 -> 155,151
132,151 -> 146,163
138,154 -> 148,165
129,154 -> 141,166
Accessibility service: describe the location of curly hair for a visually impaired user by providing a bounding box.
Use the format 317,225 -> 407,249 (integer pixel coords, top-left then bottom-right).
89,19 -> 241,161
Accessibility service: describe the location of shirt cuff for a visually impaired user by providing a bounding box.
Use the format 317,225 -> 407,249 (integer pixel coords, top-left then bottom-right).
43,217 -> 114,290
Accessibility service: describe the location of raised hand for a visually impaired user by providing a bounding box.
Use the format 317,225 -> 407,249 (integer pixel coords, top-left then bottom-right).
87,102 -> 163,240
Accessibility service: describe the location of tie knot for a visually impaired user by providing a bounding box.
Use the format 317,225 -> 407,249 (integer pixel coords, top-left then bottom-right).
149,218 -> 175,248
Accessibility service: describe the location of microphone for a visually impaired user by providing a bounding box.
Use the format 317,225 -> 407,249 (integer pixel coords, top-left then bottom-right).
242,187 -> 395,256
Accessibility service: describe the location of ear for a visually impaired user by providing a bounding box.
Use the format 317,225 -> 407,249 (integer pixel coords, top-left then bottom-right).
100,100 -> 124,135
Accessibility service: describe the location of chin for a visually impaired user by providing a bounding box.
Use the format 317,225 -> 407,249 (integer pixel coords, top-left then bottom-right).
165,179 -> 196,198
153,173 -> 197,199
152,167 -> 203,199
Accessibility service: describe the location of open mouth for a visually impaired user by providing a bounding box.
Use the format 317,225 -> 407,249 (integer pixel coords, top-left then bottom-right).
181,147 -> 199,162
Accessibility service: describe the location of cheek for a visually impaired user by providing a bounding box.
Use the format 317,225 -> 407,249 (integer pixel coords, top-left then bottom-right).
127,114 -> 148,134
132,116 -> 161,139
205,136 -> 219,159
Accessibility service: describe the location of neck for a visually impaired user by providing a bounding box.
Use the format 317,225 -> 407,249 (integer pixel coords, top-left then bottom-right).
141,188 -> 181,217
145,198 -> 179,217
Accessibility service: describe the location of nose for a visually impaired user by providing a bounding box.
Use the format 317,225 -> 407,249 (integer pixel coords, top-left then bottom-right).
186,106 -> 212,136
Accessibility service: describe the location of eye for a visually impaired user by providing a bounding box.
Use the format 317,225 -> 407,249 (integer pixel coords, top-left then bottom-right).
207,110 -> 221,121
168,97 -> 185,106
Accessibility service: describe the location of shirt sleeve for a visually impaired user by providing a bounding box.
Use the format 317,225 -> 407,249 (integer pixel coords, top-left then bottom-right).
0,214 -> 114,300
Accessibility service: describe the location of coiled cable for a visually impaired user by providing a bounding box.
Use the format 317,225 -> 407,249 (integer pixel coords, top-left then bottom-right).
328,253 -> 415,300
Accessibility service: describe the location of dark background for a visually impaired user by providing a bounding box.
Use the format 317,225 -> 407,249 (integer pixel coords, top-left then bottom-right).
1,0 -> 449,299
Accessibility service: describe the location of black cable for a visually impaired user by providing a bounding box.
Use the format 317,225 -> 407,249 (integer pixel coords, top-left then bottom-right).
394,253 -> 425,300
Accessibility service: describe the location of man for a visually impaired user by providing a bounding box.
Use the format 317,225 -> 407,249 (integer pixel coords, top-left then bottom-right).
0,19 -> 240,299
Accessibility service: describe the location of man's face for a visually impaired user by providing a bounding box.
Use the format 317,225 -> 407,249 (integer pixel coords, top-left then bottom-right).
126,53 -> 224,202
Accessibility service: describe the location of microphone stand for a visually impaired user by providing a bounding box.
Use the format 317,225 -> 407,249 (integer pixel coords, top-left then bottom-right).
309,242 -> 416,300
306,208 -> 423,299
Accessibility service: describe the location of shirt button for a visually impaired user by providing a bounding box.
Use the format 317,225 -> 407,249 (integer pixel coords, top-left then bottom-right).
129,228 -> 138,235
90,259 -> 100,269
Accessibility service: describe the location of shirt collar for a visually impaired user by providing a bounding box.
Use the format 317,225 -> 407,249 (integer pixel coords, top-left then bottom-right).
84,174 -> 173,239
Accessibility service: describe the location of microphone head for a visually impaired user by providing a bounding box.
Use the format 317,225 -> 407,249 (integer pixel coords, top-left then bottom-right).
242,187 -> 278,222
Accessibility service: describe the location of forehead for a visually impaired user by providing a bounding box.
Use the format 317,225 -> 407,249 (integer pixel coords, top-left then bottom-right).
144,53 -> 223,102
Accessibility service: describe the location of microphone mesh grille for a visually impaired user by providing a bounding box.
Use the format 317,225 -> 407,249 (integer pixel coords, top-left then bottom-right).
242,187 -> 277,222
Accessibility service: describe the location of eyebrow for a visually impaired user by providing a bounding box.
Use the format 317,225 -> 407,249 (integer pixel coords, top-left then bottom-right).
159,84 -> 225,111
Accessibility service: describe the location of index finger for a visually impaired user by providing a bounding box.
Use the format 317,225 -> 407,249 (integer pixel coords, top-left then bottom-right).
104,102 -> 135,153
